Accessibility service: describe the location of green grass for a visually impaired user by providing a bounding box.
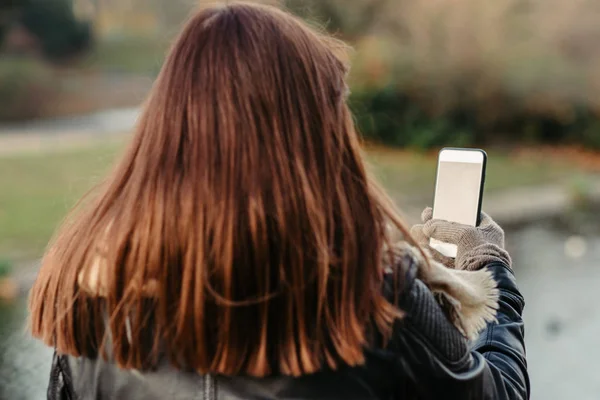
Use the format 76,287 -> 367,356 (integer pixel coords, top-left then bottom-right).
0,143 -> 587,262
366,145 -> 584,202
0,143 -> 123,260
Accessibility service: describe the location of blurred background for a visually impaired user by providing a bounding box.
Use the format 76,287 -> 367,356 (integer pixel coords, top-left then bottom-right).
1,0 -> 600,398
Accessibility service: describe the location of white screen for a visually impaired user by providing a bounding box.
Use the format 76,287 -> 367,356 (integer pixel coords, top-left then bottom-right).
432,156 -> 484,227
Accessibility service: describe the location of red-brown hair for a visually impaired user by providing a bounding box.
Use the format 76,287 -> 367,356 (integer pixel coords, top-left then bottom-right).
29,2 -> 416,377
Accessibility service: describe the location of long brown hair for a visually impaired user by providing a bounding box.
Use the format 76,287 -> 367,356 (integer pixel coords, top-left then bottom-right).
29,2 -> 418,377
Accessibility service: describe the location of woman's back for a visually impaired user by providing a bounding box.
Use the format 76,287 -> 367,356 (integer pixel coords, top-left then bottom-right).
31,3 -> 528,399
48,259 -> 526,399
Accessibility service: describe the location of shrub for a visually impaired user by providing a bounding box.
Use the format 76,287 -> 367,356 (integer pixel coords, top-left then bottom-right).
0,57 -> 56,121
341,0 -> 600,149
350,83 -> 600,149
20,0 -> 92,60
0,259 -> 12,278
350,87 -> 476,149
0,0 -> 22,44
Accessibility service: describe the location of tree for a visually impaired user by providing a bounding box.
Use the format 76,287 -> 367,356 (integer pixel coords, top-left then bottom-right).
1,0 -> 92,60
0,0 -> 23,44
20,0 -> 92,59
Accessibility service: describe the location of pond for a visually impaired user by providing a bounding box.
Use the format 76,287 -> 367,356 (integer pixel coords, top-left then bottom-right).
0,297 -> 53,400
508,217 -> 600,400
1,218 -> 599,400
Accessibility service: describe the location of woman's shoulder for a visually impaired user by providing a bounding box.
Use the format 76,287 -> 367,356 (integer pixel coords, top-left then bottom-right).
382,248 -> 471,371
392,277 -> 470,366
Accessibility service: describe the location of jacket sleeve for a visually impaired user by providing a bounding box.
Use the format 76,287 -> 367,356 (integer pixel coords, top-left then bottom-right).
389,261 -> 529,399
470,262 -> 530,399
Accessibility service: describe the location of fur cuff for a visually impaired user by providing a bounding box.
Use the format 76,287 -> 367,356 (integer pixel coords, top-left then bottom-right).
390,242 -> 499,340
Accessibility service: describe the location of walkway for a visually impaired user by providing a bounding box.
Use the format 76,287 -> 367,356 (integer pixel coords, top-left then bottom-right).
0,108 -> 139,155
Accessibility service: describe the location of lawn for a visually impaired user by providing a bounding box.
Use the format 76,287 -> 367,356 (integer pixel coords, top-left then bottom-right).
0,142 -> 587,262
0,143 -> 123,261
365,145 -> 584,202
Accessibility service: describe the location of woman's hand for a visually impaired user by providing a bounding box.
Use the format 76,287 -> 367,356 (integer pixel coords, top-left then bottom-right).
410,208 -> 456,268
411,207 -> 511,271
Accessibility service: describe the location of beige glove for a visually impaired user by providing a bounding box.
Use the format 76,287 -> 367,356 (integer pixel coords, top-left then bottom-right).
411,207 -> 511,271
410,208 -> 455,268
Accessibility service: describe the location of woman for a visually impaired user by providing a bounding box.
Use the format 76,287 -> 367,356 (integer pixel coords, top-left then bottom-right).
29,3 -> 529,399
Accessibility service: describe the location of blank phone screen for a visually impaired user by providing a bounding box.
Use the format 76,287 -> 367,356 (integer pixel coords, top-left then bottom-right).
432,161 -> 483,226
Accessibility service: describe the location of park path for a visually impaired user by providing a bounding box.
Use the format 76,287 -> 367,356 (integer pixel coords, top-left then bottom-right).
0,108 -> 139,155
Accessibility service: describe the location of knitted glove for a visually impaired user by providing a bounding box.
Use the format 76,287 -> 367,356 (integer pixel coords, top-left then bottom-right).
412,207 -> 511,271
410,208 -> 455,269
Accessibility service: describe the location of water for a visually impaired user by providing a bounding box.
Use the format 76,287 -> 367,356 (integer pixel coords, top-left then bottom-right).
1,221 -> 599,400
0,298 -> 52,400
509,221 -> 600,400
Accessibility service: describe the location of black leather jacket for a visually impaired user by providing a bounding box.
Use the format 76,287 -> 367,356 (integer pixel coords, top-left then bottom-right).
47,262 -> 529,400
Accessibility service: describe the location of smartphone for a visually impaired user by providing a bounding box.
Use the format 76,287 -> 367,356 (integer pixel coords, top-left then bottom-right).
430,148 -> 487,258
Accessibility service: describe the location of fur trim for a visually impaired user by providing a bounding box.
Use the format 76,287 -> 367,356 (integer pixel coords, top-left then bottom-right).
390,242 -> 499,340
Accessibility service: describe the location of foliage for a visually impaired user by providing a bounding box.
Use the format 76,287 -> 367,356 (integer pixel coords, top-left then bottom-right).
342,0 -> 600,149
1,0 -> 92,60
4,0 -> 600,149
0,0 -> 23,43
0,259 -> 12,278
20,0 -> 92,59
0,57 -> 56,121
350,87 -> 476,149
349,81 -> 600,149
568,176 -> 595,211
